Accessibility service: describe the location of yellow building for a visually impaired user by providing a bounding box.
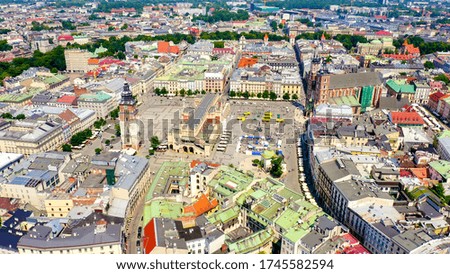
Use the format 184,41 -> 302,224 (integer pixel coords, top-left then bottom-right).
44,194 -> 74,218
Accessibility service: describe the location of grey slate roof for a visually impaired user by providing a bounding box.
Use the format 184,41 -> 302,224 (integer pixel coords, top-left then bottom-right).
327,72 -> 382,89
18,224 -> 122,249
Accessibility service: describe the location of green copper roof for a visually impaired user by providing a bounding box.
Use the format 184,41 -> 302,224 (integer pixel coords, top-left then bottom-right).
429,160 -> 450,180
386,79 -> 416,94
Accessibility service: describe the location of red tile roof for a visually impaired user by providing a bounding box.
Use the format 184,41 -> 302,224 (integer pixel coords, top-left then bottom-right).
212,48 -> 235,55
56,95 -> 77,105
410,168 -> 429,179
58,35 -> 74,41
157,41 -> 170,53
376,30 -> 391,35
390,111 -> 424,125
341,233 -> 359,245
0,197 -> 18,211
343,244 -> 370,254
58,109 -> 79,124
374,16 -> 388,20
183,194 -> 218,217
190,160 -> 220,169
403,41 -> 420,55
143,218 -> 157,254
88,58 -> 100,65
238,57 -> 258,68
382,54 -> 416,60
429,91 -> 445,103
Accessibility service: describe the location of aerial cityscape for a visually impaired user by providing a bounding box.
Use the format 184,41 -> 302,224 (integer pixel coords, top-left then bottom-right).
1,0 -> 450,256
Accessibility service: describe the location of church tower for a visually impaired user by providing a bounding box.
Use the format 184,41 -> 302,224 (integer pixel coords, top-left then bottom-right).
119,82 -> 141,150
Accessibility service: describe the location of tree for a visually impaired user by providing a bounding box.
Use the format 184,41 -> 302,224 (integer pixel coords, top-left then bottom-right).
105,139 -> 111,146
257,93 -> 262,98
94,118 -> 106,129
269,92 -> 277,101
213,41 -> 225,48
292,94 -> 299,100
193,9 -> 249,24
108,26 -> 115,31
201,90 -> 206,94
150,136 -> 160,149
62,20 -> 76,30
95,148 -> 102,155
116,51 -> 126,60
0,40 -> 12,52
252,159 -> 260,166
270,21 -> 278,32
333,34 -> 368,50
70,129 -> 92,146
15,114 -> 26,120
1,113 -> 14,119
110,107 -> 119,119
187,89 -> 193,96
262,90 -> 269,99
121,24 -> 128,30
179,89 -> 186,97
434,74 -> 450,85
229,90 -> 236,97
115,124 -> 121,137
62,144 -> 72,152
424,61 -> 435,70
242,91 -> 250,99
283,93 -> 290,100
270,156 -> 283,178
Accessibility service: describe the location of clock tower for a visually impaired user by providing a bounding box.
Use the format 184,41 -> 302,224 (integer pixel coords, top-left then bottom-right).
119,82 -> 141,150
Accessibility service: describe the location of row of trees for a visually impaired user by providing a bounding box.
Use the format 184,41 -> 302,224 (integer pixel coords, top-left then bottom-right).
0,46 -> 66,85
229,90 -> 299,101
295,32 -> 367,51
193,9 -> 249,24
1,113 -> 25,120
200,30 -> 288,42
333,34 -> 368,50
70,129 -> 93,147
94,118 -> 107,129
1,30 -> 288,84
0,40 -> 11,52
154,87 -> 207,96
295,32 -> 450,55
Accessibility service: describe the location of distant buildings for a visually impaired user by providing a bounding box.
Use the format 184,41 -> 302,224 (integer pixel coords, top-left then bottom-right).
64,49 -> 95,73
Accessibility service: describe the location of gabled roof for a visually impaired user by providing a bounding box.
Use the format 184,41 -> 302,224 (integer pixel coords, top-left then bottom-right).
183,194 -> 218,217
390,111 -> 424,125
386,79 -> 416,94
56,95 -> 77,105
327,72 -> 382,90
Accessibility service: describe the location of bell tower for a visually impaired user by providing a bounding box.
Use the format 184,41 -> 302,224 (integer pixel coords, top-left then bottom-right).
119,82 -> 141,150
